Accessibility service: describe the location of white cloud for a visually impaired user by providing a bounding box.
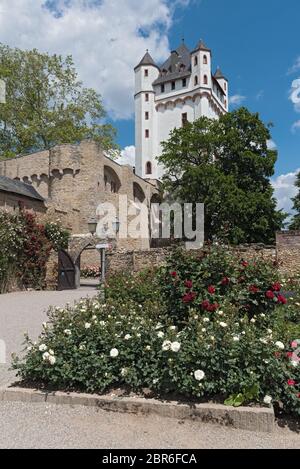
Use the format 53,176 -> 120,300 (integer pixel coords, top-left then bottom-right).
291,120 -> 300,133
289,78 -> 300,113
272,169 -> 299,215
116,145 -> 136,166
0,0 -> 190,120
287,56 -> 300,75
267,139 -> 277,150
229,94 -> 246,106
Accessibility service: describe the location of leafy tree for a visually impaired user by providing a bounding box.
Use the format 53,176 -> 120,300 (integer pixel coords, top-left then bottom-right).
0,44 -> 117,158
289,171 -> 300,230
158,108 -> 286,244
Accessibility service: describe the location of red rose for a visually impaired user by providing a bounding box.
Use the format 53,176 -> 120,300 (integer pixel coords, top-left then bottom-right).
182,292 -> 196,304
249,285 -> 259,294
286,352 -> 293,359
288,379 -> 296,386
241,260 -> 249,267
238,276 -> 245,284
170,271 -> 177,278
201,300 -> 210,311
272,282 -> 281,292
184,280 -> 193,289
207,285 -> 216,294
266,290 -> 275,300
274,352 -> 281,358
221,277 -> 230,286
277,294 -> 287,305
208,302 -> 219,313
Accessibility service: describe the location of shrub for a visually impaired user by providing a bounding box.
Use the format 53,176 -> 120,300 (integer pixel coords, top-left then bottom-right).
12,247 -> 300,417
44,222 -> 70,251
158,246 -> 282,325
81,265 -> 100,279
0,211 -> 24,293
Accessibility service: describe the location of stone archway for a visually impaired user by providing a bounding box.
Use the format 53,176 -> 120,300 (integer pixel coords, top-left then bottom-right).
68,235 -> 100,288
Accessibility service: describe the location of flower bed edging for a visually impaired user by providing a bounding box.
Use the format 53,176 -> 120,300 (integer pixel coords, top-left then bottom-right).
0,386 -> 275,433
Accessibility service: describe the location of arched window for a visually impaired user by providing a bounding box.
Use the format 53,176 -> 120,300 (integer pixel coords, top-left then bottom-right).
203,55 -> 208,64
146,161 -> 152,175
194,75 -> 198,86
194,56 -> 198,66
224,82 -> 227,91
203,75 -> 208,85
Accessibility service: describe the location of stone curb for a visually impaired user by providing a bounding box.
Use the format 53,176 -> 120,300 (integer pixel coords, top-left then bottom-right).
0,386 -> 275,433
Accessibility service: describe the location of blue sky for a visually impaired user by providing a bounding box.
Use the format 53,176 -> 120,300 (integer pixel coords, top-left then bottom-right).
0,0 -> 299,213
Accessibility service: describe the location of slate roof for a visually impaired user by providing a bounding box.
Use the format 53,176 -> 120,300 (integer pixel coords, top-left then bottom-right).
0,175 -> 44,201
153,43 -> 192,86
214,67 -> 227,81
134,51 -> 160,71
192,39 -> 211,53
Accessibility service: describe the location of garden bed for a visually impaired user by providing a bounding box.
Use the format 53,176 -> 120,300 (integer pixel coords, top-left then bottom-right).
11,246 -> 300,419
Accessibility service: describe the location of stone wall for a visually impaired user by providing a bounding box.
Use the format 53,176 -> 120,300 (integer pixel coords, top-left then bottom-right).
0,141 -> 159,251
106,244 -> 277,276
45,251 -> 58,290
276,231 -> 300,276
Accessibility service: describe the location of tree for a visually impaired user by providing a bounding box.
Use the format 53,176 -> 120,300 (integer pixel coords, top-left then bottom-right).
0,44 -> 117,159
158,108 -> 286,244
289,171 -> 300,230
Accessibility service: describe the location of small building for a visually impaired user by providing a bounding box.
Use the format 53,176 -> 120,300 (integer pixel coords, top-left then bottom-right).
0,175 -> 45,214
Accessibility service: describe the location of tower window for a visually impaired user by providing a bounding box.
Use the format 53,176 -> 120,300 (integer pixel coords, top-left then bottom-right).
182,78 -> 187,87
194,75 -> 198,86
145,111 -> 149,120
144,69 -> 148,77
145,129 -> 149,138
194,56 -> 198,66
146,162 -> 152,175
203,55 -> 208,64
161,84 -> 165,93
224,82 -> 227,91
171,81 -> 176,91
203,75 -> 208,85
182,113 -> 188,127
145,93 -> 149,102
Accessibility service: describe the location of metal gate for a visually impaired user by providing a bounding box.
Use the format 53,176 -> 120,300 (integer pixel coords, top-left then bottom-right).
58,250 -> 76,290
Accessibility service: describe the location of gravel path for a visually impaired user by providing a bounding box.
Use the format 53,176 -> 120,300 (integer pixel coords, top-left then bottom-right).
0,286 -> 299,449
0,285 -> 97,385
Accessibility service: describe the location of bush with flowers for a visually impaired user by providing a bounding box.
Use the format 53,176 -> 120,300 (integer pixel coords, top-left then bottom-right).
12,246 -> 300,417
0,210 -> 70,292
80,265 -> 100,279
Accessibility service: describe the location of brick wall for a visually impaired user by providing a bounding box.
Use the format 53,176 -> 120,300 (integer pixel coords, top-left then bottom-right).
276,231 -> 300,276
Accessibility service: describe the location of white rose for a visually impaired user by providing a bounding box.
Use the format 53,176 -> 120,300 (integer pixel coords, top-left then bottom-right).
124,334 -> 131,340
219,322 -> 227,328
85,323 -> 91,329
250,318 -> 256,324
201,328 -> 206,333
100,321 -> 106,326
194,370 -> 205,381
39,344 -> 47,352
48,355 -> 56,366
157,331 -> 164,339
162,340 -> 172,351
64,329 -> 71,336
218,310 -> 224,316
275,341 -> 285,350
110,348 -> 119,358
203,318 -> 210,323
171,341 -> 181,353
42,352 -> 50,361
233,336 -> 240,342
169,326 -> 176,331
79,344 -> 86,351
260,314 -> 266,318
145,345 -> 151,351
260,338 -> 268,345
49,349 -> 55,356
263,395 -> 272,405
153,378 -> 159,385
121,368 -> 128,377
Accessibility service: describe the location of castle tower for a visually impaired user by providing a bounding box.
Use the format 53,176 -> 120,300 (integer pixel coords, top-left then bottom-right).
134,51 -> 159,179
134,40 -> 228,180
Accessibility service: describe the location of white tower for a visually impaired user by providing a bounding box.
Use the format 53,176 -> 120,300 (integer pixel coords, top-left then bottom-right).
134,51 -> 159,179
134,41 -> 228,180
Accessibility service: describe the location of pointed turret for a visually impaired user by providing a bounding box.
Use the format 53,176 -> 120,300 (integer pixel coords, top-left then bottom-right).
134,51 -> 159,71
192,39 -> 211,53
214,67 -> 227,81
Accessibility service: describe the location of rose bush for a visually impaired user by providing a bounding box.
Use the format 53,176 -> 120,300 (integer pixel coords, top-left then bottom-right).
12,247 -> 300,417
